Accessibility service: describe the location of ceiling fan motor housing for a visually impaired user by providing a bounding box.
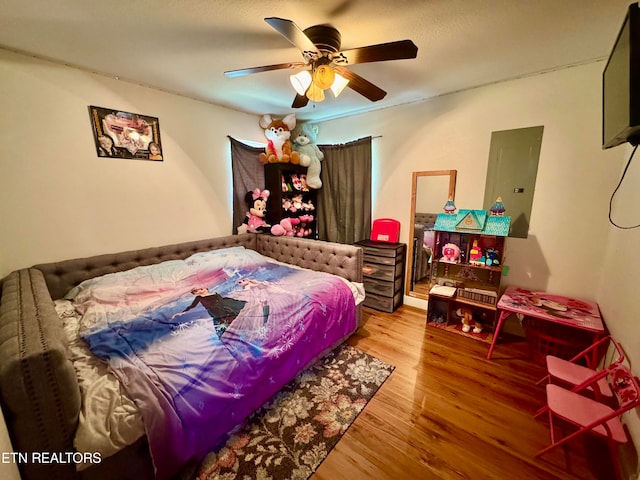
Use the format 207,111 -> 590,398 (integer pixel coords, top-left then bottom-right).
303,24 -> 342,53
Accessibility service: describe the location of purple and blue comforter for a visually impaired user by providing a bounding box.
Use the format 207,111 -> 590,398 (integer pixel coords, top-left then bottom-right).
70,246 -> 357,479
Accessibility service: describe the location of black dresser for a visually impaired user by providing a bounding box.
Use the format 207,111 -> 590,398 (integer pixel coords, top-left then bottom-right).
354,239 -> 406,313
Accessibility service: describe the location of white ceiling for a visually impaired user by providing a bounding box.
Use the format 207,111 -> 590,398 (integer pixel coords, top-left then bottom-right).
0,0 -> 633,122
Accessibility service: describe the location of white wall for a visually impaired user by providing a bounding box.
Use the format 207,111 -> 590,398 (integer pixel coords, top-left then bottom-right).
320,61 -> 640,476
320,62 -> 626,302
0,49 -> 265,277
599,142 -> 640,474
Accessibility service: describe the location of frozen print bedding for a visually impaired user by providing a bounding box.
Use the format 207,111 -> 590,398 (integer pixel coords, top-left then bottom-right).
54,299 -> 145,470
64,246 -> 359,480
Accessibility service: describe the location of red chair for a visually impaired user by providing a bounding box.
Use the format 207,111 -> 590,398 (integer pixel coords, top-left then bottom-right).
535,364 -> 640,480
538,335 -> 625,402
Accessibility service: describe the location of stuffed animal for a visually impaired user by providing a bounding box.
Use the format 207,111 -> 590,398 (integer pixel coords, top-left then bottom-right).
302,198 -> 315,211
291,122 -> 324,189
290,173 -> 302,190
457,307 -> 483,334
485,248 -> 500,266
441,243 -> 460,263
239,188 -> 271,233
270,217 -> 299,236
282,197 -> 294,212
281,175 -> 291,192
299,174 -> 310,192
291,193 -> 304,212
258,114 -> 300,164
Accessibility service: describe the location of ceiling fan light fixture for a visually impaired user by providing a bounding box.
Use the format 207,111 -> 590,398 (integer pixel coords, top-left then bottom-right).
312,64 -> 335,90
289,70 -> 312,96
306,82 -> 325,102
330,72 -> 349,98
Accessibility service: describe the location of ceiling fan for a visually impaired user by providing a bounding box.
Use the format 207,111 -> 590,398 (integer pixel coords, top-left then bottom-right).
224,17 -> 418,108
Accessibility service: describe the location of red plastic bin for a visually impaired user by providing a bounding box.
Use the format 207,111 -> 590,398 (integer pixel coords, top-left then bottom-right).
370,218 -> 400,243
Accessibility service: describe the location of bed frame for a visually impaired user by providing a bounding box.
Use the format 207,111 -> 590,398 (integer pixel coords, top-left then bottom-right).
0,233 -> 363,480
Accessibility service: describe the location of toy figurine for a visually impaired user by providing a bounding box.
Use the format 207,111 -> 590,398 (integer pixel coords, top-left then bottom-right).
443,197 -> 457,214
490,197 -> 506,216
469,239 -> 483,265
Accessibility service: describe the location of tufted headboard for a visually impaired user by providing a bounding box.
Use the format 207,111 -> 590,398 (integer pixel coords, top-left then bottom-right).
32,234 -> 363,301
256,235 -> 362,283
414,212 -> 437,228
34,234 -> 258,301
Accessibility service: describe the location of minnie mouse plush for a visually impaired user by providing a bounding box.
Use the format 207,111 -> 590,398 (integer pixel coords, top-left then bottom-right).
239,189 -> 271,233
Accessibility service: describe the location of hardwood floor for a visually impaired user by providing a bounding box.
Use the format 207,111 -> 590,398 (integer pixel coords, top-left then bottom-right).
312,305 -> 615,480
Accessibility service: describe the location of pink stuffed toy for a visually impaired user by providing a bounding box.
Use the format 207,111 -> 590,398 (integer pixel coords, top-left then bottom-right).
282,198 -> 295,212
441,243 -> 461,263
270,217 -> 300,236
240,189 -> 271,233
290,194 -> 303,212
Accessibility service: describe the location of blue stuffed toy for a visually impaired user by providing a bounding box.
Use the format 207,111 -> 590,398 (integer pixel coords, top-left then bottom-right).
291,122 -> 324,189
485,248 -> 500,266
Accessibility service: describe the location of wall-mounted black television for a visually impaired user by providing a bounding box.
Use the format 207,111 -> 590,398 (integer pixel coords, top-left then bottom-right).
603,2 -> 640,149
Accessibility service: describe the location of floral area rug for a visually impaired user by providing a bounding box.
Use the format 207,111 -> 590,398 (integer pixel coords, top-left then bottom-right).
191,344 -> 394,480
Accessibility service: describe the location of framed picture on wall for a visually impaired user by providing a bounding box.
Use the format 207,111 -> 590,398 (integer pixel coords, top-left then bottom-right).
88,105 -> 164,161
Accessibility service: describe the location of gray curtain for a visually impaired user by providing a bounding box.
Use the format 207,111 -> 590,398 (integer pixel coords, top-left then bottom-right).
229,136 -> 372,243
317,137 -> 372,244
229,137 -> 264,233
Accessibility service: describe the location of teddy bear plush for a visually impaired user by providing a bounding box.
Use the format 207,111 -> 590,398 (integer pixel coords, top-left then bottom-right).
238,189 -> 271,233
258,114 -> 300,164
291,122 -> 324,189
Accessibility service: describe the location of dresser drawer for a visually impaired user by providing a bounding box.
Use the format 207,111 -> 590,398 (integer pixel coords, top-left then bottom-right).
363,290 -> 403,313
360,245 -> 400,258
363,252 -> 401,266
364,276 -> 403,297
362,261 -> 400,281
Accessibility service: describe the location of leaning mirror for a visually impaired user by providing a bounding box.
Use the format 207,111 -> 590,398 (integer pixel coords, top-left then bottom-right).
406,170 -> 457,299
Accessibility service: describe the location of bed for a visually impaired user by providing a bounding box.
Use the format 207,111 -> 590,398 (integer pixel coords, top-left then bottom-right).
0,233 -> 364,480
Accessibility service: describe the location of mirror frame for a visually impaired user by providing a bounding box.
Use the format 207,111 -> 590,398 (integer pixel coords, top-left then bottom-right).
406,169 -> 457,300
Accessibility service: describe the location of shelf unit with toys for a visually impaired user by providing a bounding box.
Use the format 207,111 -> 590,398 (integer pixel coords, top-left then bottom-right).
426,207 -> 510,344
264,163 -> 318,239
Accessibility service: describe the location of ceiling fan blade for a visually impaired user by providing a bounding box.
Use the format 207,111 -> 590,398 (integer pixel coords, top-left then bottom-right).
334,66 -> 386,102
264,17 -> 320,56
292,93 -> 310,109
224,62 -> 305,78
337,40 -> 418,65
